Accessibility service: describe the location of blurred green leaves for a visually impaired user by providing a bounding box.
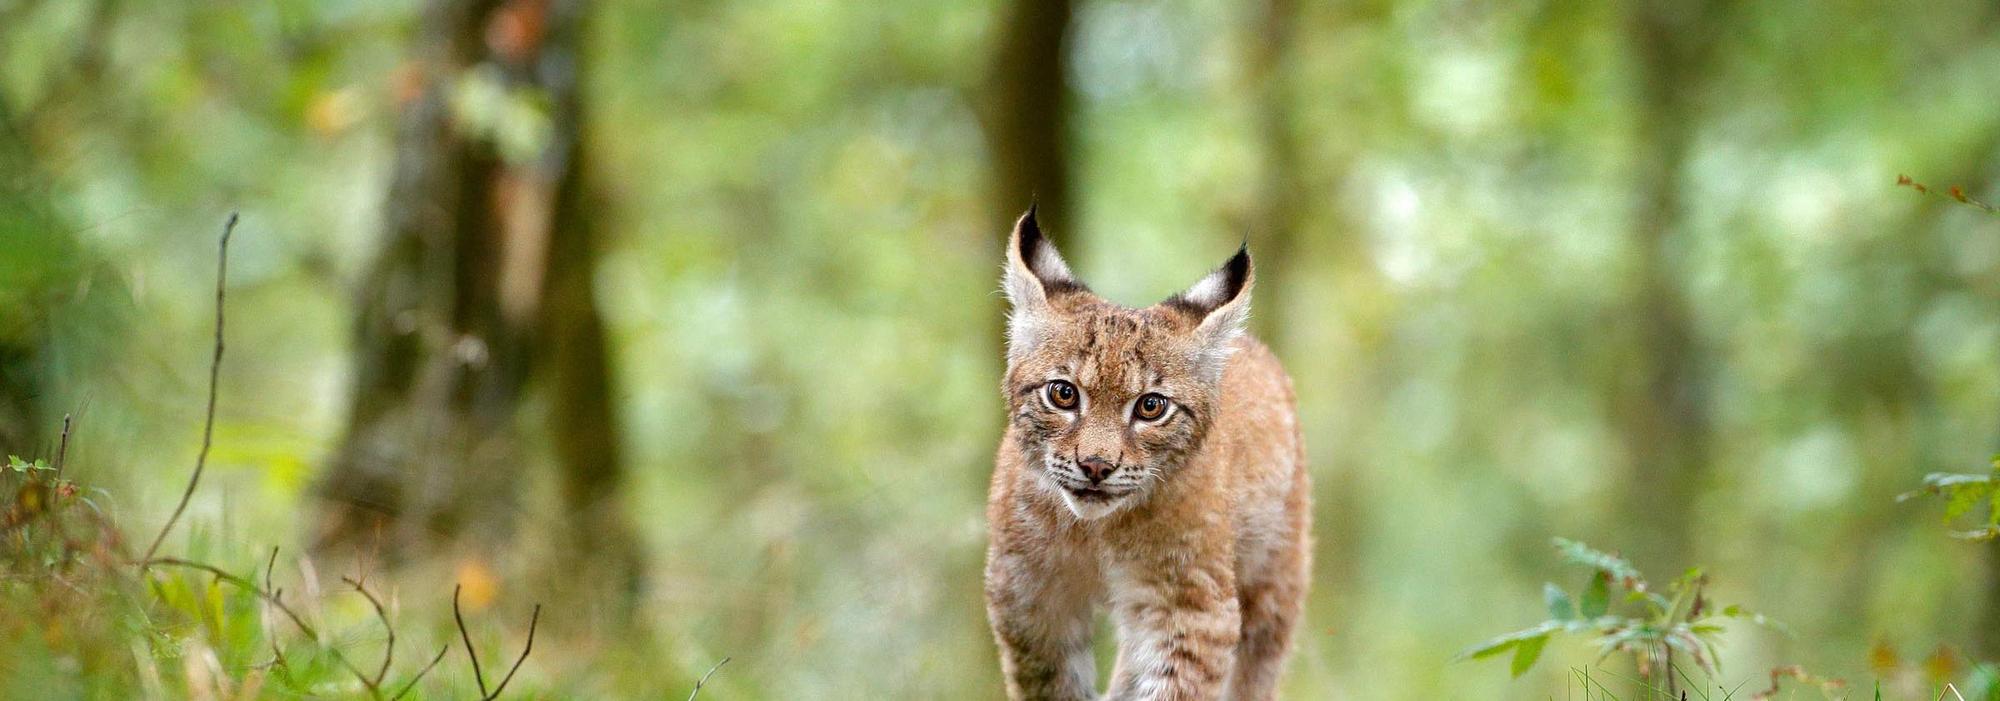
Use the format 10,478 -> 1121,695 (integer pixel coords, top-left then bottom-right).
6,455 -> 52,472
1460,538 -> 1776,689
1899,456 -> 2000,542
452,65 -> 554,165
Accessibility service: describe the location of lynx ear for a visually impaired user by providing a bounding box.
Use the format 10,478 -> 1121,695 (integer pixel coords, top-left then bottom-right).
1164,243 -> 1253,379
1003,205 -> 1081,364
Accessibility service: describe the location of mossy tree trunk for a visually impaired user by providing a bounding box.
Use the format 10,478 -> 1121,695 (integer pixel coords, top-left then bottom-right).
315,0 -> 638,587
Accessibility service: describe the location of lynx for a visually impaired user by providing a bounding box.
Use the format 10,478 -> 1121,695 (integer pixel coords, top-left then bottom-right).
985,207 -> 1312,701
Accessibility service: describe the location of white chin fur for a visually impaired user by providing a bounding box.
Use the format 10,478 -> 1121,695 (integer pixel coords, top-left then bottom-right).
1056,489 -> 1126,520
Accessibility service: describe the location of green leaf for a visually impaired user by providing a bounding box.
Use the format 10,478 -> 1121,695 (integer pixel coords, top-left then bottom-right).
1455,621 -> 1561,663
1553,538 -> 1644,585
1990,486 -> 2000,528
1510,633 -> 1550,678
1945,483 -> 1991,522
1949,526 -> 2000,542
1580,571 -> 1610,618
1544,583 -> 1575,621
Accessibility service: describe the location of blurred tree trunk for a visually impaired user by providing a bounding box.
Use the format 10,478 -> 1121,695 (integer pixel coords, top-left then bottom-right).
0,116 -> 42,455
538,0 -> 644,604
1245,0 -> 1299,345
1616,0 -> 1724,575
314,0 -> 510,554
0,350 -> 36,458
0,106 -> 43,457
982,0 -> 1075,240
316,0 -> 637,580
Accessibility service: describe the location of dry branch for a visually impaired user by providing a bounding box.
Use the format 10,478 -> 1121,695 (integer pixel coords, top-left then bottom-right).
454,584 -> 487,695
453,583 -> 542,700
260,546 -> 290,674
54,412 -> 71,478
688,656 -> 731,701
391,645 -> 451,700
140,212 -> 238,563
343,575 -> 397,689
483,604 -> 539,700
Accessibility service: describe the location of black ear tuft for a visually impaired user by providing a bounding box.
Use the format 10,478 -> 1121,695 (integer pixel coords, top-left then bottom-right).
1009,205 -> 1084,296
1016,203 -> 1045,266
1164,243 -> 1253,316
1219,242 -> 1250,300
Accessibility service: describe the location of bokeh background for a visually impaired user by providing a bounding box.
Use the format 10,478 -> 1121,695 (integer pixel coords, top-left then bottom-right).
4,0 -> 2000,698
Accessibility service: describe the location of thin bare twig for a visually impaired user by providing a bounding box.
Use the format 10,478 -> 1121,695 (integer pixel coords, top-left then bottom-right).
454,584 -> 488,696
144,557 -> 317,637
140,212 -> 238,563
481,604 -> 540,700
391,645 -> 451,701
453,583 -> 542,700
688,656 -> 731,701
53,413 -> 71,478
343,575 -> 397,689
261,547 -> 290,674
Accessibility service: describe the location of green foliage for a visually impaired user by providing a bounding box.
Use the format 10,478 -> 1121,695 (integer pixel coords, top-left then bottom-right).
1458,538 -> 1776,690
1898,456 -> 2000,542
6,455 -> 52,472
1,447 -> 450,699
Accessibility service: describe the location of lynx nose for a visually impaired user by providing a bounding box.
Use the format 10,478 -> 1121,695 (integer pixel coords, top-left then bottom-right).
1078,457 -> 1116,484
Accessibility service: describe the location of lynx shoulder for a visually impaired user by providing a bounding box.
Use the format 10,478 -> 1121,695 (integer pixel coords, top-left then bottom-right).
985,208 -> 1312,701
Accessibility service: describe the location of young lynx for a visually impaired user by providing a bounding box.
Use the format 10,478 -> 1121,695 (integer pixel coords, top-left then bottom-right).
985,208 -> 1312,701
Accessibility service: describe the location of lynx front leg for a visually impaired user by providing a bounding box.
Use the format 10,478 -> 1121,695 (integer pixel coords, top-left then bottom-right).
1222,574 -> 1305,700
987,549 -> 1099,701
1226,516 -> 1310,699
1104,564 -> 1241,701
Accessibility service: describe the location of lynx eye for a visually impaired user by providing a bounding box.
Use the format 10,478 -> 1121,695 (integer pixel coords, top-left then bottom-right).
1133,393 -> 1170,422
1045,380 -> 1080,410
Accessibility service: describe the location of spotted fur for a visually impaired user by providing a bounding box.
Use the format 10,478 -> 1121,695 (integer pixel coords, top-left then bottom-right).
986,209 -> 1312,701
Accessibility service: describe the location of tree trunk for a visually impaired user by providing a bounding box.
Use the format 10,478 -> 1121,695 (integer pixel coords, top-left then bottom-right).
1616,0 -> 1724,578
0,120 -> 42,454
538,0 -> 645,606
0,295 -> 41,458
0,116 -> 42,454
314,0 -> 509,554
315,0 -> 634,573
1244,0 -> 1300,345
982,0 -> 1075,240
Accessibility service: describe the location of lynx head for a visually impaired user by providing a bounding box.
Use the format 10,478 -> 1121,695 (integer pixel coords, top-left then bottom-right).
1000,206 -> 1252,520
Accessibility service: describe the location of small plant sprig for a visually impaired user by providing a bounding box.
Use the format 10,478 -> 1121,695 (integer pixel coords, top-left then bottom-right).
1897,456 -> 2000,542
1456,538 -> 1778,697
4,454 -> 80,531
1897,174 -> 1999,216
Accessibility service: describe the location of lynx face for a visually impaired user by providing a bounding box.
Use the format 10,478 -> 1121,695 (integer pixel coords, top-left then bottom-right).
1001,207 -> 1251,519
